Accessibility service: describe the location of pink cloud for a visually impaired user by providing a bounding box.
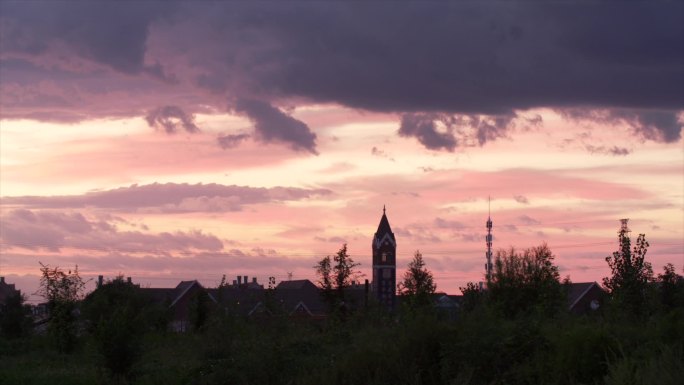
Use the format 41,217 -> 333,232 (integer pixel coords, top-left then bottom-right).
1,133 -> 311,185
0,209 -> 223,253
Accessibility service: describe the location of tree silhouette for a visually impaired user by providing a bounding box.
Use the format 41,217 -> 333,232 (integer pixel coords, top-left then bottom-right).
398,250 -> 436,307
37,263 -> 86,353
82,275 -> 149,380
603,230 -> 653,316
488,244 -> 563,317
656,263 -> 682,311
315,244 -> 360,308
0,292 -> 31,339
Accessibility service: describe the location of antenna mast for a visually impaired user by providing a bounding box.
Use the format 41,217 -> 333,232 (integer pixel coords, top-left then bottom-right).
485,196 -> 493,284
619,218 -> 630,234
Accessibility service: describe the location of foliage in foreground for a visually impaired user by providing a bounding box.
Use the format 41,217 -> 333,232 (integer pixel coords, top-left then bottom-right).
3,238 -> 683,384
2,301 -> 683,385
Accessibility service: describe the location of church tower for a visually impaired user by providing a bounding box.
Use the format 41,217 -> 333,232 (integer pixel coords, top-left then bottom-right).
372,206 -> 396,310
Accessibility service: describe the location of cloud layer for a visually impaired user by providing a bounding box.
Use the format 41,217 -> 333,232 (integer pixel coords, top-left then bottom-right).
1,2 -> 681,151
2,182 -> 331,213
0,209 -> 223,253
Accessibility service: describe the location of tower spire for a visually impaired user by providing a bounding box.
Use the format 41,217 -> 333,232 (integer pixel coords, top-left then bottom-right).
373,206 -> 396,311
485,196 -> 493,284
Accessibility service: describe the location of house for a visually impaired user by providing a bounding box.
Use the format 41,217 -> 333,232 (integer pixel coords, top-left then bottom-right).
0,276 -> 21,312
141,280 -> 218,331
567,282 -> 605,315
272,279 -> 327,318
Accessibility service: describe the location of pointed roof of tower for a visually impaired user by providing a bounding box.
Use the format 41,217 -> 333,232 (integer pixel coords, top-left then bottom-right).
375,206 -> 394,236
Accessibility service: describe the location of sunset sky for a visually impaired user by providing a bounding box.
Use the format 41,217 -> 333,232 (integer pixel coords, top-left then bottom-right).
1,1 -> 682,303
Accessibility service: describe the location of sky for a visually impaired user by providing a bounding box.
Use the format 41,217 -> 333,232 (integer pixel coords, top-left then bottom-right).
0,1 -> 682,303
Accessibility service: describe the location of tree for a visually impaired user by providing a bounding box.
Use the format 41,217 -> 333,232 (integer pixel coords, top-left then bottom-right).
0,292 -> 31,339
314,244 -> 360,307
657,263 -> 683,311
315,254 -> 334,305
398,250 -> 436,307
459,282 -> 485,312
37,263 -> 86,353
333,244 -> 360,296
82,275 -> 150,380
488,243 -> 563,317
603,231 -> 653,316
189,289 -> 210,332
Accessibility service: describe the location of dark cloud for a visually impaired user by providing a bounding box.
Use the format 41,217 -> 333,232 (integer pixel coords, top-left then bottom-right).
371,146 -> 386,157
145,105 -> 199,134
2,182 -> 332,213
635,111 -> 682,143
0,1 -> 170,74
517,215 -> 540,225
502,224 -> 519,232
399,114 -> 457,151
217,133 -> 250,149
0,209 -> 223,253
513,195 -> 529,204
399,113 -> 517,150
394,226 -> 442,244
433,218 -> 467,230
371,146 -> 394,161
1,2 -> 682,147
584,144 -> 632,157
233,99 -> 318,154
313,236 -> 347,244
562,109 -> 683,144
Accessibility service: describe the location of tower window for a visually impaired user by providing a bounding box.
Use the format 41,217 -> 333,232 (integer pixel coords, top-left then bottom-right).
381,252 -> 387,262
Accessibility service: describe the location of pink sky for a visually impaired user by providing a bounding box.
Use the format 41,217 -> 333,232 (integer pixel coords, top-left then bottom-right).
0,2 -> 682,304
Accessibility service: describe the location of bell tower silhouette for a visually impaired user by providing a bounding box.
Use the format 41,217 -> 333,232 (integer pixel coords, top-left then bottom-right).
372,205 -> 396,310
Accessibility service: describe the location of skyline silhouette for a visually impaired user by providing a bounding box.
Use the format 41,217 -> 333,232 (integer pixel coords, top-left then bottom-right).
0,1 -> 682,302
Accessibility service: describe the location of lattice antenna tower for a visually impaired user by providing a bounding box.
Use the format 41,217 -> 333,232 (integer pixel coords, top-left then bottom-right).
619,218 -> 630,234
485,196 -> 493,284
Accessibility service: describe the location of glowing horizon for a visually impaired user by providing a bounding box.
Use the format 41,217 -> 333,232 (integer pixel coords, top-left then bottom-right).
1,2 -> 682,303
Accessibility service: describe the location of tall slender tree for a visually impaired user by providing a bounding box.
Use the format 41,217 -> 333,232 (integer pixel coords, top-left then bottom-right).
37,263 -> 86,353
603,230 -> 653,316
398,250 -> 436,307
315,244 -> 360,307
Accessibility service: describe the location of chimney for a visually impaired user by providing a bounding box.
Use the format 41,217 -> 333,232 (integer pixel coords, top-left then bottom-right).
252,277 -> 257,284
97,275 -> 103,288
243,276 -> 248,285
237,276 -> 242,285
127,277 -> 132,284
232,280 -> 237,286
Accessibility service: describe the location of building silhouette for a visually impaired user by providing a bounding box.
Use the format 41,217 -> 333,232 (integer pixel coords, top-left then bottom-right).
372,206 -> 396,310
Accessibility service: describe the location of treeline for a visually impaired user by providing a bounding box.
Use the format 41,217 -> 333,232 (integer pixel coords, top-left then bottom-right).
1,231 -> 683,385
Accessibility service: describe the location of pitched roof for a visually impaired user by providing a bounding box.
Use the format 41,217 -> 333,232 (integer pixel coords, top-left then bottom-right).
140,280 -> 215,308
567,282 -> 600,309
171,280 -> 199,307
0,278 -> 19,305
375,211 -> 394,238
275,279 -> 327,315
276,279 -> 318,291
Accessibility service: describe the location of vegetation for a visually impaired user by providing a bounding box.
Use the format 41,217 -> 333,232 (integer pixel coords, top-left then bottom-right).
81,275 -> 163,381
603,230 -> 653,316
37,263 -> 86,353
315,243 -> 361,308
398,250 -> 436,308
487,243 -> 565,317
2,238 -> 683,384
0,292 -> 31,339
